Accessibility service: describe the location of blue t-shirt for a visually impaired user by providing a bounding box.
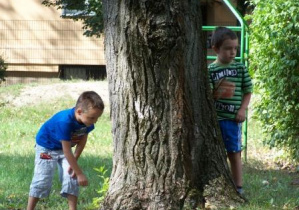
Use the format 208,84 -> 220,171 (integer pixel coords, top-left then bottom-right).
36,108 -> 94,150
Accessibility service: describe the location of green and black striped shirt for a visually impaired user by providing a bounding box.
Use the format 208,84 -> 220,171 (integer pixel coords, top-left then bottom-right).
208,61 -> 253,120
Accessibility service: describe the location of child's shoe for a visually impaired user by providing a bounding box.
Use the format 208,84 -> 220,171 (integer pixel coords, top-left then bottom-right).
237,187 -> 249,203
237,186 -> 244,195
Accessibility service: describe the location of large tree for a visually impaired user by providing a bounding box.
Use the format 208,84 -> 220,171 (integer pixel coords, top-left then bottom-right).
43,0 -> 245,208
102,0 -> 244,209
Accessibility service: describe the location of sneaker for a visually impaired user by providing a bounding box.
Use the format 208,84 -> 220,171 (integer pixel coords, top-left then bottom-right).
237,187 -> 244,195
237,188 -> 249,203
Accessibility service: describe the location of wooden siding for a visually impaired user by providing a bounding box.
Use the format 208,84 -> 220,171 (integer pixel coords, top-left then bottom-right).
0,1 -> 105,74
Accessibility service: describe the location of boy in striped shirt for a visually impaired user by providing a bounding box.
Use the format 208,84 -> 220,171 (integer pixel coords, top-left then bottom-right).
208,27 -> 253,195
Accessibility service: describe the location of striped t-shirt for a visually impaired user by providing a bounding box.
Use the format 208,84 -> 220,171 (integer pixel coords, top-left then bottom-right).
208,61 -> 253,120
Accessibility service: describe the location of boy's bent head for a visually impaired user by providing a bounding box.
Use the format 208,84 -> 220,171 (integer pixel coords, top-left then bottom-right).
76,91 -> 104,113
75,91 -> 104,126
211,27 -> 238,49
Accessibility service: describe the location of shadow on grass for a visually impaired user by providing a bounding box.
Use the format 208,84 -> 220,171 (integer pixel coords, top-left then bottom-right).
0,153 -> 112,210
1,152 -> 298,210
240,158 -> 299,209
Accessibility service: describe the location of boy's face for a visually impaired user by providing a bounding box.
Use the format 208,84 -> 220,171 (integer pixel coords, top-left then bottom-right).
75,107 -> 103,127
213,38 -> 238,64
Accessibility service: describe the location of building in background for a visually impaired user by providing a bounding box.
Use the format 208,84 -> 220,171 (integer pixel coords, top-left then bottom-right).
0,0 -> 106,85
0,0 -> 239,85
201,0 -> 239,26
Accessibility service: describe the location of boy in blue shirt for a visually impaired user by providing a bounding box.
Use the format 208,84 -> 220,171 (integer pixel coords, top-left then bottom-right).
27,91 -> 104,210
208,27 -> 253,195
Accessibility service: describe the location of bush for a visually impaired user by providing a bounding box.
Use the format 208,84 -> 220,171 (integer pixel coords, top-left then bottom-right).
0,56 -> 7,84
247,0 -> 299,161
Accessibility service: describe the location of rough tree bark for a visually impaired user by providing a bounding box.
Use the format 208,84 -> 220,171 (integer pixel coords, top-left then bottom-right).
102,0 -> 245,209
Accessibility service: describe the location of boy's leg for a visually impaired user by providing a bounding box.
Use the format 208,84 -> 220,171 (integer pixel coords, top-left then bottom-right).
228,151 -> 242,187
219,120 -> 243,189
27,197 -> 39,210
27,145 -> 57,209
67,194 -> 78,210
58,154 -> 79,207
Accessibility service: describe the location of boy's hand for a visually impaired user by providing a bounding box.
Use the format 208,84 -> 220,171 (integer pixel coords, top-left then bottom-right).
68,166 -> 88,186
236,93 -> 252,123
68,166 -> 76,178
236,108 -> 246,123
77,173 -> 88,186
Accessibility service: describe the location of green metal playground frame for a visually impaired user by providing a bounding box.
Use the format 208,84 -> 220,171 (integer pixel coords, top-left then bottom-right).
202,0 -> 250,161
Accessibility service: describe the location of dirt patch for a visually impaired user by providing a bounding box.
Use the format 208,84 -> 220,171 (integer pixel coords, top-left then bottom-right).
6,81 -> 109,107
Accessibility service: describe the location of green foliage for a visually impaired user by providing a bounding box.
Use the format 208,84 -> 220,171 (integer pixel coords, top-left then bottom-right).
42,0 -> 104,37
247,0 -> 299,161
91,166 -> 109,209
0,56 -> 7,84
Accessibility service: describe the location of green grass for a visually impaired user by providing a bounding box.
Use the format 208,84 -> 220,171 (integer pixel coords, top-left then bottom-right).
0,81 -> 298,209
239,118 -> 299,209
0,88 -> 112,210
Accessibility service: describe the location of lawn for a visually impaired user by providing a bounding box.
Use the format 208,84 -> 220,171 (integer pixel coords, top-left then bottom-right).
0,81 -> 112,210
0,81 -> 298,209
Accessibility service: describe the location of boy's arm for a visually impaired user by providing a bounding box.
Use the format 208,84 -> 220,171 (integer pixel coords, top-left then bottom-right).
61,140 -> 88,186
73,134 -> 88,160
236,92 -> 252,123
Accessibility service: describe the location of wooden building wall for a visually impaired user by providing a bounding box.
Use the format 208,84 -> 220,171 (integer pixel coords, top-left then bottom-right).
0,1 -> 105,84
0,0 -> 239,84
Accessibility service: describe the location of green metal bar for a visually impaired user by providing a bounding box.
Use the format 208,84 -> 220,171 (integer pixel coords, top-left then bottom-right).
222,0 -> 245,63
202,26 -> 242,31
202,0 -> 250,162
243,30 -> 250,162
245,30 -> 250,69
207,56 -> 242,60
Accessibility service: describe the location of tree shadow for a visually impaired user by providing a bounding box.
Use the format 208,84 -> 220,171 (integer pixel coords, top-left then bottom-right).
241,158 -> 299,209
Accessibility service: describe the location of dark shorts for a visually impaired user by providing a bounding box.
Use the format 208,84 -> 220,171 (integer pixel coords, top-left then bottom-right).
219,120 -> 242,153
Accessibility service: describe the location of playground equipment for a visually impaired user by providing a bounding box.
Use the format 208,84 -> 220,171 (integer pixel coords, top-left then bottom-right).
202,0 -> 250,161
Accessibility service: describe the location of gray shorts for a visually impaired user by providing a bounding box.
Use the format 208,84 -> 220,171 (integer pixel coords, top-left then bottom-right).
29,145 -> 79,198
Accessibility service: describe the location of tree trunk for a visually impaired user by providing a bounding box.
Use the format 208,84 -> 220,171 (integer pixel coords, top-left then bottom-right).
102,0 -> 245,209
